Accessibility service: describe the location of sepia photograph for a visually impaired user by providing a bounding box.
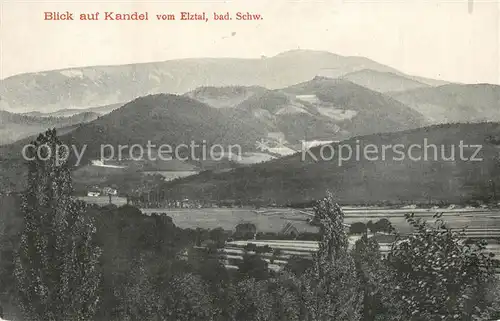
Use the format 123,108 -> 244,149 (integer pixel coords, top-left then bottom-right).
0,0 -> 499,320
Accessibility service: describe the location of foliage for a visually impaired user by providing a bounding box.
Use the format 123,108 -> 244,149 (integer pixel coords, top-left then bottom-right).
114,255 -> 158,321
263,272 -> 305,321
352,234 -> 388,321
87,205 -> 192,321
0,194 -> 23,309
14,129 -> 101,321
385,212 -> 500,321
237,253 -> 270,281
284,256 -> 313,276
300,192 -> 362,321
209,227 -> 230,248
233,222 -> 257,240
350,222 -> 368,234
244,243 -> 273,254
367,218 -> 395,234
161,273 -> 215,321
231,278 -> 274,321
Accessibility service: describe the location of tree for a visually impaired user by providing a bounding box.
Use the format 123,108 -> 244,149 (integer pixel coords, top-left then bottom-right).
231,278 -> 273,321
266,272 -> 305,321
0,194 -> 23,310
284,256 -> 313,276
369,218 -> 394,234
209,227 -> 229,248
160,273 -> 215,321
352,234 -> 387,321
187,248 -> 232,321
300,192 -> 362,321
350,222 -> 368,235
234,223 -> 257,240
237,253 -> 270,281
14,129 -> 101,321
367,220 -> 374,232
116,255 -> 157,321
90,206 -> 189,320
244,243 -> 258,253
385,212 -> 500,321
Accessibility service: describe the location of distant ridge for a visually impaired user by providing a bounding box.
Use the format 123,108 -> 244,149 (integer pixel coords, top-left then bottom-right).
158,122 -> 500,205
0,49 -> 450,113
389,83 -> 500,123
339,69 -> 432,93
22,103 -> 122,117
0,110 -> 99,145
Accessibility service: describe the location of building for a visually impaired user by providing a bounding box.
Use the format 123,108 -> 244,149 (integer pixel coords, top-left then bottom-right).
280,222 -> 299,238
90,159 -> 126,169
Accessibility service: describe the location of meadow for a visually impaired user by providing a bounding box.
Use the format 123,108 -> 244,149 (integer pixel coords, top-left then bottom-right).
140,207 -> 500,235
77,196 -> 500,235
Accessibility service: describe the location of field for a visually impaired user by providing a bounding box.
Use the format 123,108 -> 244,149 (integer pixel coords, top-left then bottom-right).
141,208 -> 320,233
221,239 -> 500,272
77,199 -> 500,267
77,195 -> 500,235
140,207 -> 500,235
78,196 -> 128,206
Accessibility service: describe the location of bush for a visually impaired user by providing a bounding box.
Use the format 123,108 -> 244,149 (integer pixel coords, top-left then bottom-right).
384,213 -> 499,321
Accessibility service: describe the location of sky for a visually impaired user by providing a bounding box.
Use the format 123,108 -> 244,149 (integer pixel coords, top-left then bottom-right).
0,0 -> 499,84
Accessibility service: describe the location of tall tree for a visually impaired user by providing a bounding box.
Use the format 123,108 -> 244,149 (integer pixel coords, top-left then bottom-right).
160,273 -> 215,321
231,278 -> 273,321
15,129 -> 101,321
0,194 -> 23,311
352,234 -> 387,321
301,192 -> 362,321
116,254 -> 157,321
266,272 -> 305,321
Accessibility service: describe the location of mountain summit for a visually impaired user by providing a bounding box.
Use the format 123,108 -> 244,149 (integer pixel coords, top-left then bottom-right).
0,50 -> 446,113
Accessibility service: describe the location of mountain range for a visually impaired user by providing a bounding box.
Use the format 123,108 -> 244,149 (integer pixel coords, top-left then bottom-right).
226,77 -> 428,144
0,81 -> 429,192
1,49 -> 499,204
0,49 -> 448,113
0,75 -> 430,160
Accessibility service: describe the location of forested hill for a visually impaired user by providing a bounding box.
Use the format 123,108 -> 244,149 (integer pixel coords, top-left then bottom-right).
159,122 -> 500,204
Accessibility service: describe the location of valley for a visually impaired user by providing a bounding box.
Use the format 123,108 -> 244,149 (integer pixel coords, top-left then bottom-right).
76,194 -> 500,239
2,3 -> 500,319
3,49 -> 500,233
139,206 -> 500,235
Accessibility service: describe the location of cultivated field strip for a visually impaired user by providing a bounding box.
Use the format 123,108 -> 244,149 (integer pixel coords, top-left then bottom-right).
221,240 -> 500,273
